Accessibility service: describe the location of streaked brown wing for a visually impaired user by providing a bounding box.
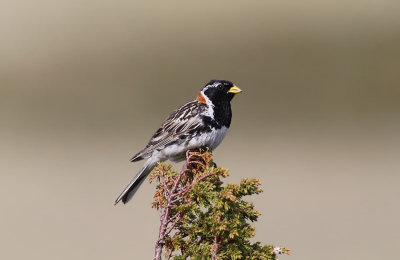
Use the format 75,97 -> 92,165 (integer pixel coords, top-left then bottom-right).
133,101 -> 205,160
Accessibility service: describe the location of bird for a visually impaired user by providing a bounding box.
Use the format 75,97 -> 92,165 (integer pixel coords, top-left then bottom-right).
115,80 -> 242,205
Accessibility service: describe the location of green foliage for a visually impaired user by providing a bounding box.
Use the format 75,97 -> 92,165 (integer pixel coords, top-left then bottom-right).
150,151 -> 289,260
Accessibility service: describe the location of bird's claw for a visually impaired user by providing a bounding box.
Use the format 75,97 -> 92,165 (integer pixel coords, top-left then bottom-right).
198,146 -> 211,153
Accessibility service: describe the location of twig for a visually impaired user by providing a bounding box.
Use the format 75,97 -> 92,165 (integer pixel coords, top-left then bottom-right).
211,236 -> 220,260
172,172 -> 215,198
165,214 -> 182,236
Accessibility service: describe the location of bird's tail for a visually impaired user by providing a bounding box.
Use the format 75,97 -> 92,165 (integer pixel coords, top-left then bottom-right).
115,160 -> 156,205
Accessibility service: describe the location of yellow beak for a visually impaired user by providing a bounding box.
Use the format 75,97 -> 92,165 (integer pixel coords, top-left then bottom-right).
228,85 -> 242,94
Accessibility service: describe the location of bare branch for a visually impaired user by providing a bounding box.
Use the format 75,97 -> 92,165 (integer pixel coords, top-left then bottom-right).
165,214 -> 182,236
211,236 -> 220,260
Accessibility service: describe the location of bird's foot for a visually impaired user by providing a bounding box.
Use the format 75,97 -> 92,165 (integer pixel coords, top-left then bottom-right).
198,146 -> 211,153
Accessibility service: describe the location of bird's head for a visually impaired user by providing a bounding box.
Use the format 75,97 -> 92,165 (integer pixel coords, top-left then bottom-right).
196,80 -> 242,105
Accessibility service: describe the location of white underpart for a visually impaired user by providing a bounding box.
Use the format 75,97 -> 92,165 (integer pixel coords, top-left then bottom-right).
189,125 -> 228,151
157,126 -> 228,162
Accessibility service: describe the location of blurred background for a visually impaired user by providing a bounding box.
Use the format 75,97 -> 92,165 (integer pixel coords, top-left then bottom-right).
1,1 -> 399,259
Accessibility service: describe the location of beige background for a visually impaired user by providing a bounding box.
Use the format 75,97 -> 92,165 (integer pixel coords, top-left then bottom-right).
1,1 -> 400,259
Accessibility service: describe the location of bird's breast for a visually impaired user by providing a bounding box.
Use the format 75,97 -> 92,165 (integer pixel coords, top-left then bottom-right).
194,126 -> 229,151
159,126 -> 229,162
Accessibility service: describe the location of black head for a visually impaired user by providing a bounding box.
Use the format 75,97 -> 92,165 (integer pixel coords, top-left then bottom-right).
200,80 -> 242,105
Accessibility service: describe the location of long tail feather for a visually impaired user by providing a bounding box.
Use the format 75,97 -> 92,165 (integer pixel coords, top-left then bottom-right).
115,161 -> 156,205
